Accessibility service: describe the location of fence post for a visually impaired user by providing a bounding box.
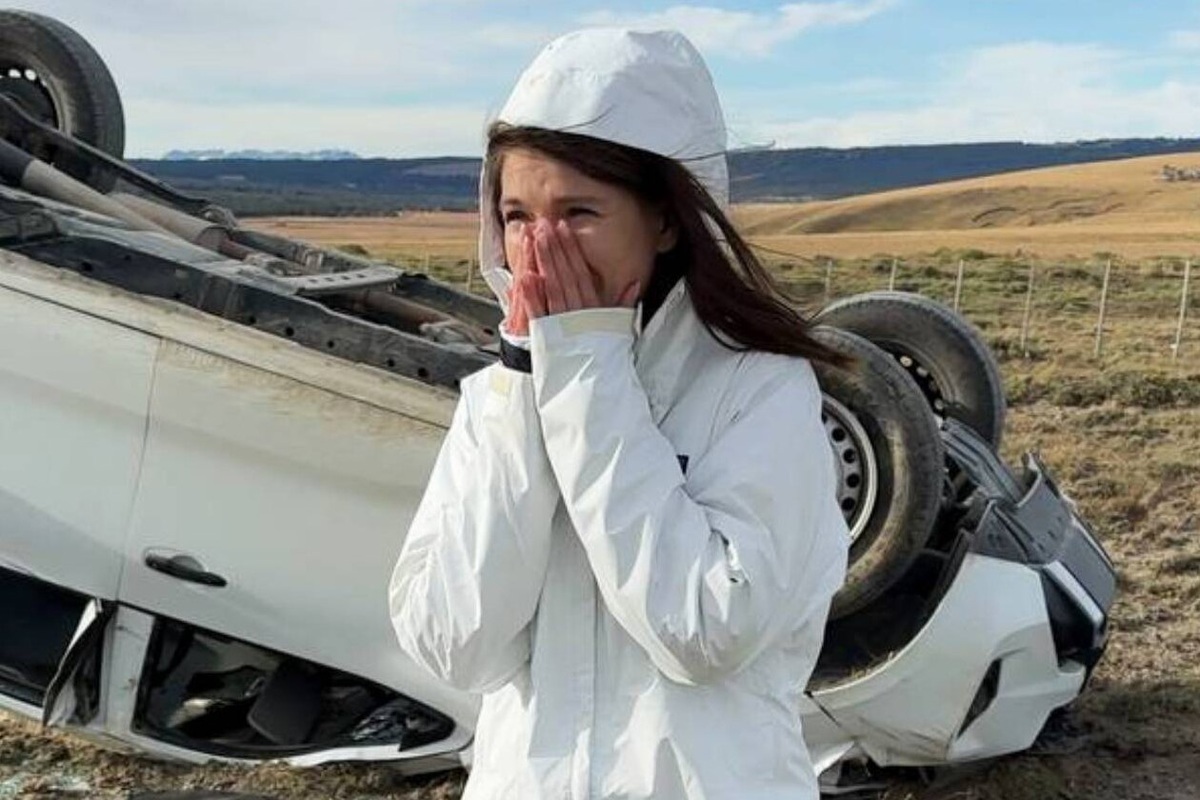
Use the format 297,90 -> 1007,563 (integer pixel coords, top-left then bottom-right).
1173,259 -> 1192,360
824,260 -> 833,305
888,258 -> 898,291
1019,261 -> 1036,358
1094,258 -> 1112,358
953,258 -> 965,312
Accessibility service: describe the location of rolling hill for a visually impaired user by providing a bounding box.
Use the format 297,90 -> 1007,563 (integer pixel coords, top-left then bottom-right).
733,152 -> 1200,259
250,151 -> 1200,261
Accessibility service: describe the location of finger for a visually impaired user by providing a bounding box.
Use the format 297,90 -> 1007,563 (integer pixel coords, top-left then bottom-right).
520,226 -> 537,278
556,220 -> 599,307
503,283 -> 525,334
509,291 -> 529,336
536,224 -> 568,314
508,227 -> 527,281
522,272 -> 548,319
545,221 -> 585,310
509,223 -> 525,280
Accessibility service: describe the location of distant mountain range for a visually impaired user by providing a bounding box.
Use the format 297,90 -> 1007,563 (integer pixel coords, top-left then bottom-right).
131,137 -> 1200,216
160,149 -> 361,161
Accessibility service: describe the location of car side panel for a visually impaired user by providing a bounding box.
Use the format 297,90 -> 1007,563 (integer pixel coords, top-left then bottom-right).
0,284 -> 156,597
118,340 -> 479,732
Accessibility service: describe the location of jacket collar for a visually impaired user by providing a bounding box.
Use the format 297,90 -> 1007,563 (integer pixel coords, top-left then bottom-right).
633,279 -> 701,412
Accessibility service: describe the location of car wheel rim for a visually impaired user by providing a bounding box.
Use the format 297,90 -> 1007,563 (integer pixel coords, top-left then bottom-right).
822,394 -> 879,543
892,348 -> 947,418
0,63 -> 59,129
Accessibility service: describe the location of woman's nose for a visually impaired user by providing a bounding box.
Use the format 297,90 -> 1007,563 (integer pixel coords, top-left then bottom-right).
514,217 -> 558,238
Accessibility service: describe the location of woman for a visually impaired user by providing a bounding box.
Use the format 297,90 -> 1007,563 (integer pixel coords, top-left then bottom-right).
389,28 -> 849,800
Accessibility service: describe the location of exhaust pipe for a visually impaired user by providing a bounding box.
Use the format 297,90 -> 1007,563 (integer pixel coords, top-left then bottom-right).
0,138 -> 170,235
111,191 -> 232,251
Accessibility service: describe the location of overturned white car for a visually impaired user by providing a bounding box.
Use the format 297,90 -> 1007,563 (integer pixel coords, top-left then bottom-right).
0,11 -> 1115,794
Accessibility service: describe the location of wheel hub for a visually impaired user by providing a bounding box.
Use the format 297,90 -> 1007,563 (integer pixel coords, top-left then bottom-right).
0,63 -> 59,129
893,350 -> 947,417
821,395 -> 879,543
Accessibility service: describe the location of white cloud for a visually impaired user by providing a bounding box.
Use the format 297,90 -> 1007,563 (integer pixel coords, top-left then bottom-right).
744,41 -> 1200,147
469,22 -> 563,51
14,2 -> 1200,156
1168,29 -> 1200,51
8,0 -> 536,155
9,0 -> 895,155
15,0 -> 495,103
125,100 -> 489,158
580,0 -> 895,58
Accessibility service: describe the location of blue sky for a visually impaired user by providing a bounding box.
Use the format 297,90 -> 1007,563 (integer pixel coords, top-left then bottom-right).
19,0 -> 1200,157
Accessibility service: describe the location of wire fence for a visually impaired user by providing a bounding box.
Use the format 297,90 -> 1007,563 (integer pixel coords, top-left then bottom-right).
775,255 -> 1194,367
394,250 -> 1197,370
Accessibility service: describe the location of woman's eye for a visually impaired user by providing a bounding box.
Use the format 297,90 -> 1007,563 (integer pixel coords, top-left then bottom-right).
503,210 -> 528,224
567,207 -> 597,218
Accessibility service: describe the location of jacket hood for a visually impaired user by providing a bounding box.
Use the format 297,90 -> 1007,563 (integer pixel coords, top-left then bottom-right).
478,28 -> 729,308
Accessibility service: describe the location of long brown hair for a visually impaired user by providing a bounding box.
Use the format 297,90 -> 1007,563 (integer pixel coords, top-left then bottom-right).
486,123 -> 849,367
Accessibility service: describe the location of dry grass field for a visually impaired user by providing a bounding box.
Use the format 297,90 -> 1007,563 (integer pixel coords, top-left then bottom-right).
255,213 -> 480,263
3,152 -> 1198,798
735,151 -> 1200,260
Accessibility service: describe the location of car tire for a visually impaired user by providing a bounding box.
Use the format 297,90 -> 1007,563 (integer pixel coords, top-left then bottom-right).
811,326 -> 945,619
0,10 -> 125,190
814,290 -> 1006,445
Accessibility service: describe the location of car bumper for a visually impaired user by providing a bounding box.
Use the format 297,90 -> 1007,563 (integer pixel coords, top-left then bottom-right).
805,419 -> 1116,769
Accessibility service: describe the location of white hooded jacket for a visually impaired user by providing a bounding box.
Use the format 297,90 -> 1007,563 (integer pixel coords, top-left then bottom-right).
389,29 -> 849,800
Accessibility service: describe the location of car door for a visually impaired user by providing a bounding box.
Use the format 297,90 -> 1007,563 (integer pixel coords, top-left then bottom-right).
117,339 -> 477,752
0,280 -> 156,714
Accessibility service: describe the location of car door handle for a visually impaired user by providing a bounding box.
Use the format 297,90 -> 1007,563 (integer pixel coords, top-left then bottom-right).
144,553 -> 227,587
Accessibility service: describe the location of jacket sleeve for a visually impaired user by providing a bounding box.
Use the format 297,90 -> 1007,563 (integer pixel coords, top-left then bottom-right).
529,308 -> 848,686
388,364 -> 558,693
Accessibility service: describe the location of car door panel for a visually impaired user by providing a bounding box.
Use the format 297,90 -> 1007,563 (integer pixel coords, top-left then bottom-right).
119,340 -> 476,727
0,285 -> 155,717
0,285 -> 157,597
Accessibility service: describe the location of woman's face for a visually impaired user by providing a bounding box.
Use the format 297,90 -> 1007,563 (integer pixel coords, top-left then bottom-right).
498,147 -> 675,305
